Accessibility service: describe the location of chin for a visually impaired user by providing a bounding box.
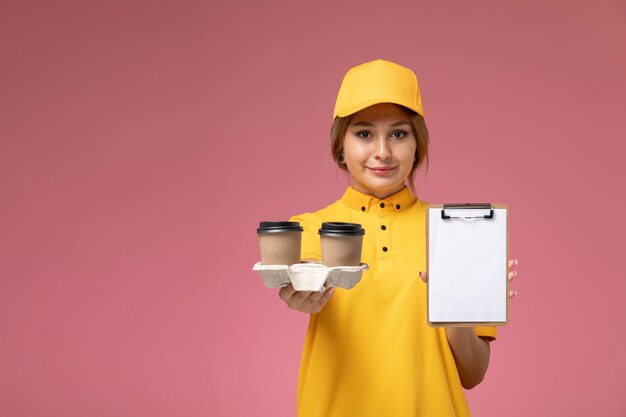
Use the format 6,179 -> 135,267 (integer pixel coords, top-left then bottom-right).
369,177 -> 403,188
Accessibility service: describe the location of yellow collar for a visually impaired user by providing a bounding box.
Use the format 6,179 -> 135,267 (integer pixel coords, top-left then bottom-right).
340,186 -> 417,213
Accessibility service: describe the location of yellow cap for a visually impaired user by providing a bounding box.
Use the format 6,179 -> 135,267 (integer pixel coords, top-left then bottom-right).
333,59 -> 425,119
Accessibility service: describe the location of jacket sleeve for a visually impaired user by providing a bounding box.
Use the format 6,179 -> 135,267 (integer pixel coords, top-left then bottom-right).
289,213 -> 322,262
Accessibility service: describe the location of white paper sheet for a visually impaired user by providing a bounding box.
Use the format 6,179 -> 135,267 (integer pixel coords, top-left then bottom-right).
428,207 -> 507,324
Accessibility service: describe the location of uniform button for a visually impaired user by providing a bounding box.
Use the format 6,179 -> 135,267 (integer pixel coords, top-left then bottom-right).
380,202 -> 385,208
382,246 -> 388,252
381,225 -> 386,230
396,204 -> 400,209
361,206 -> 366,211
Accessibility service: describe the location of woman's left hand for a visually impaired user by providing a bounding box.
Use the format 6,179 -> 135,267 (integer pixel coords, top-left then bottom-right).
419,259 -> 519,299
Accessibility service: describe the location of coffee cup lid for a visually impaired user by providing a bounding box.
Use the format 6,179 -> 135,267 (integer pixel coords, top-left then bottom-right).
257,221 -> 303,234
318,222 -> 365,236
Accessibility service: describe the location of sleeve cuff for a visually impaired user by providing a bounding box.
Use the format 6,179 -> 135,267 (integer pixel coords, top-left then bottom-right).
300,252 -> 321,262
473,326 -> 497,341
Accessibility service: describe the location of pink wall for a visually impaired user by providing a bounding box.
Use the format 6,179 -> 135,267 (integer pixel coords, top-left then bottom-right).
1,0 -> 625,416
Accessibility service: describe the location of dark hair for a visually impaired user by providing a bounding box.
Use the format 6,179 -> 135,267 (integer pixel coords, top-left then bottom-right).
330,107 -> 429,190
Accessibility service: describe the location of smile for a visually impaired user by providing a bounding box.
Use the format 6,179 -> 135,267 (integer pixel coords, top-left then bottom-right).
368,166 -> 396,176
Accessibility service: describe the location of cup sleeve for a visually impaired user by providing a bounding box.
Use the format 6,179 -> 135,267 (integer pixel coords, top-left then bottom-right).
289,214 -> 322,262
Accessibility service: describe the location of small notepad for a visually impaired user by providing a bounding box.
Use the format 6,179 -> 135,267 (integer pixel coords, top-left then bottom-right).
426,204 -> 508,327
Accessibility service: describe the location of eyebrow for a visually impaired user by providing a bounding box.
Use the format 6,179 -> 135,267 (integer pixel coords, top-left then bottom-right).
351,120 -> 411,127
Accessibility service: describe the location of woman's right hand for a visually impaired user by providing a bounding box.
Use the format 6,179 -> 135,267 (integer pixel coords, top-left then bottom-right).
278,283 -> 334,314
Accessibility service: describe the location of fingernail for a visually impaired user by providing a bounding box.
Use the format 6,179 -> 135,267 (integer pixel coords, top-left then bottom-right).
514,271 -> 517,276
328,287 -> 335,295
515,260 -> 519,265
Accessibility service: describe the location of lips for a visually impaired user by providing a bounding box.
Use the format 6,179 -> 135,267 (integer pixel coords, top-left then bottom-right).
368,166 -> 396,175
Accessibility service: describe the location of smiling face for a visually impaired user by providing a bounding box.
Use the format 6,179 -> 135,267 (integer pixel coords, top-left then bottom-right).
342,103 -> 418,199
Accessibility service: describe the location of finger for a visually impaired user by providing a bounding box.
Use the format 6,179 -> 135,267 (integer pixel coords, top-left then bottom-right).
508,270 -> 517,282
508,259 -> 519,269
279,283 -> 296,301
509,290 -> 518,299
310,287 -> 335,313
288,290 -> 314,306
419,271 -> 428,283
302,288 -> 329,306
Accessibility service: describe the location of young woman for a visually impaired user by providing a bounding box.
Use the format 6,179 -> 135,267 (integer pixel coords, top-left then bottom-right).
279,59 -> 518,417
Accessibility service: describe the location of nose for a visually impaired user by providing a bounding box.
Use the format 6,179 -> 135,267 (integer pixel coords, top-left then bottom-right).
375,137 -> 391,161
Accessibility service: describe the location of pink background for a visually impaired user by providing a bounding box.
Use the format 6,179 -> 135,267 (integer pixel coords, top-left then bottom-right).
1,0 -> 625,416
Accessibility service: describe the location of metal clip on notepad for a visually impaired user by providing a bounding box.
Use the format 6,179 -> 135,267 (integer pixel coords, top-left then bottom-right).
441,203 -> 494,220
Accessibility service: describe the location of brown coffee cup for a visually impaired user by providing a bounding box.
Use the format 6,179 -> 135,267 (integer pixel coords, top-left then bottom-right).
257,221 -> 303,265
318,222 -> 365,267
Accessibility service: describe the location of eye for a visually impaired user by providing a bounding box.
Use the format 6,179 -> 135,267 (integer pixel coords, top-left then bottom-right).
356,130 -> 373,139
391,130 -> 407,139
